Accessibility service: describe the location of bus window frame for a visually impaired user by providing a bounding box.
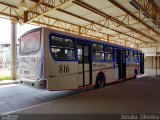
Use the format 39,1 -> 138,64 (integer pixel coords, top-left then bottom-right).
105,45 -> 114,62
49,32 -> 141,63
128,50 -> 134,62
49,33 -> 76,62
133,50 -> 138,62
125,49 -> 130,62
127,49 -> 139,63
92,43 -> 105,62
19,28 -> 41,55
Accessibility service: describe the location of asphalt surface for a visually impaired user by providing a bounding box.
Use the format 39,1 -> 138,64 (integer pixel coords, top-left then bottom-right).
0,84 -> 89,115
1,76 -> 160,120
8,76 -> 160,114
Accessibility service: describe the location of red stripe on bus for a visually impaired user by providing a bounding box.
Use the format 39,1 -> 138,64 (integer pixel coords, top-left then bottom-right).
49,84 -> 95,91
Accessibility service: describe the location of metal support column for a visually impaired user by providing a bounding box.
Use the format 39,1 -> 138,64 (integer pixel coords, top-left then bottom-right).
156,46 -> 158,77
11,21 -> 17,80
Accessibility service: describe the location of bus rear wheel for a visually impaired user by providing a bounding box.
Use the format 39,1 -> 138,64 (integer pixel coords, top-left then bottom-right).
95,73 -> 105,88
134,68 -> 138,79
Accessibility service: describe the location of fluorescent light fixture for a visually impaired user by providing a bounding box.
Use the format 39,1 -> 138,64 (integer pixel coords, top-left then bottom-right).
152,20 -> 158,25
142,12 -> 151,19
18,0 -> 28,11
129,0 -> 141,10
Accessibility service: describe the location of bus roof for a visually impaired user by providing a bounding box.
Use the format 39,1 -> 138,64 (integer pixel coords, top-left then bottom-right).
21,27 -> 141,52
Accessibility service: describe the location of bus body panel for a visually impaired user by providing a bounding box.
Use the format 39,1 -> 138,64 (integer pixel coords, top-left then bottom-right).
19,27 -> 144,90
126,63 -> 138,78
47,62 -> 78,90
78,64 -> 91,86
84,64 -> 90,85
43,28 -> 78,90
19,56 -> 38,79
19,28 -> 45,88
92,62 -> 115,83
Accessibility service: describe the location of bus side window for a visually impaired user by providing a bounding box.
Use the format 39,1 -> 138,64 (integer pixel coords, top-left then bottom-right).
93,44 -> 104,61
126,50 -> 129,62
56,49 -> 69,60
50,36 -> 75,61
105,46 -> 113,61
77,45 -> 83,62
83,46 -> 89,62
129,50 -> 134,62
133,51 -> 138,62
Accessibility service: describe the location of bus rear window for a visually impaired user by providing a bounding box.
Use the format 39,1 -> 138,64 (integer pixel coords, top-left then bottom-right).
20,31 -> 41,54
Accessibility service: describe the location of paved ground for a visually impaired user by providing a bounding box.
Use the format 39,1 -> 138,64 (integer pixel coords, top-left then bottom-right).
0,80 -> 18,86
0,84 -> 89,115
8,76 -> 160,114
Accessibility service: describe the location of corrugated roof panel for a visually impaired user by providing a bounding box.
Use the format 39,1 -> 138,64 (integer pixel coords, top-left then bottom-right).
146,20 -> 159,28
112,27 -> 130,33
0,4 -> 23,17
62,3 -> 105,22
82,12 -> 105,22
0,0 -> 38,18
60,2 -> 75,10
116,0 -> 141,13
0,4 -> 8,11
154,0 -> 160,6
0,0 -> 159,48
102,7 -> 126,17
82,0 -> 125,17
0,0 -> 19,7
101,28 -> 117,35
116,16 -> 138,25
47,10 -> 90,26
0,0 -> 35,8
129,24 -> 146,30
83,0 -> 114,11
114,0 -> 128,3
62,4 -> 92,17
153,35 -> 160,41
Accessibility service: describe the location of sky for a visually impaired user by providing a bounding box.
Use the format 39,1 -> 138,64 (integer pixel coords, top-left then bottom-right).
0,18 -> 38,44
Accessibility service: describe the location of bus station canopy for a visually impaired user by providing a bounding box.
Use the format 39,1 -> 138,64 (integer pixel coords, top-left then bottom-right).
0,0 -> 160,49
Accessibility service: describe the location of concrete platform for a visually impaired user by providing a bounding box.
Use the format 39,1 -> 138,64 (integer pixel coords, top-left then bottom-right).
0,84 -> 89,115
6,76 -> 160,115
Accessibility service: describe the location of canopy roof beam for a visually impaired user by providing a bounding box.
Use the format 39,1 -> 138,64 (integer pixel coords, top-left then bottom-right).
24,0 -> 74,23
108,0 -> 160,36
131,0 -> 160,26
73,0 -> 157,42
29,0 -> 148,43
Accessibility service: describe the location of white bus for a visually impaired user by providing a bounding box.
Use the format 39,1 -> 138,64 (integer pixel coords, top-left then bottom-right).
18,27 -> 144,90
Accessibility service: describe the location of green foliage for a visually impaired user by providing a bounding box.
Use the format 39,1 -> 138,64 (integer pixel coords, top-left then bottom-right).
0,75 -> 11,80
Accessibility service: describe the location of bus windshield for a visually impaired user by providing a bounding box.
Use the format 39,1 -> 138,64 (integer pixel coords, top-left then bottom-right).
20,30 -> 41,54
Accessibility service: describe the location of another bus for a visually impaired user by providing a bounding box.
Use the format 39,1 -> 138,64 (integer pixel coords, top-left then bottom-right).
18,27 -> 144,90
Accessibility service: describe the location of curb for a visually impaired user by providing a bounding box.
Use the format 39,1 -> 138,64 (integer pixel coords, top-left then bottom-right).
0,80 -> 19,86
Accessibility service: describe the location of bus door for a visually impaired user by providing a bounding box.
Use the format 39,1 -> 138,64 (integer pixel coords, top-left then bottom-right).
77,43 -> 92,87
139,53 -> 144,74
116,49 -> 126,79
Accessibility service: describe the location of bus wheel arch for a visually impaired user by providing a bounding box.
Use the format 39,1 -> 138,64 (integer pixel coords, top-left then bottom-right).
95,71 -> 106,88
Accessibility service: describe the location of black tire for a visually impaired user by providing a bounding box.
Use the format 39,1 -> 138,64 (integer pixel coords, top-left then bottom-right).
95,74 -> 105,88
134,69 -> 138,79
